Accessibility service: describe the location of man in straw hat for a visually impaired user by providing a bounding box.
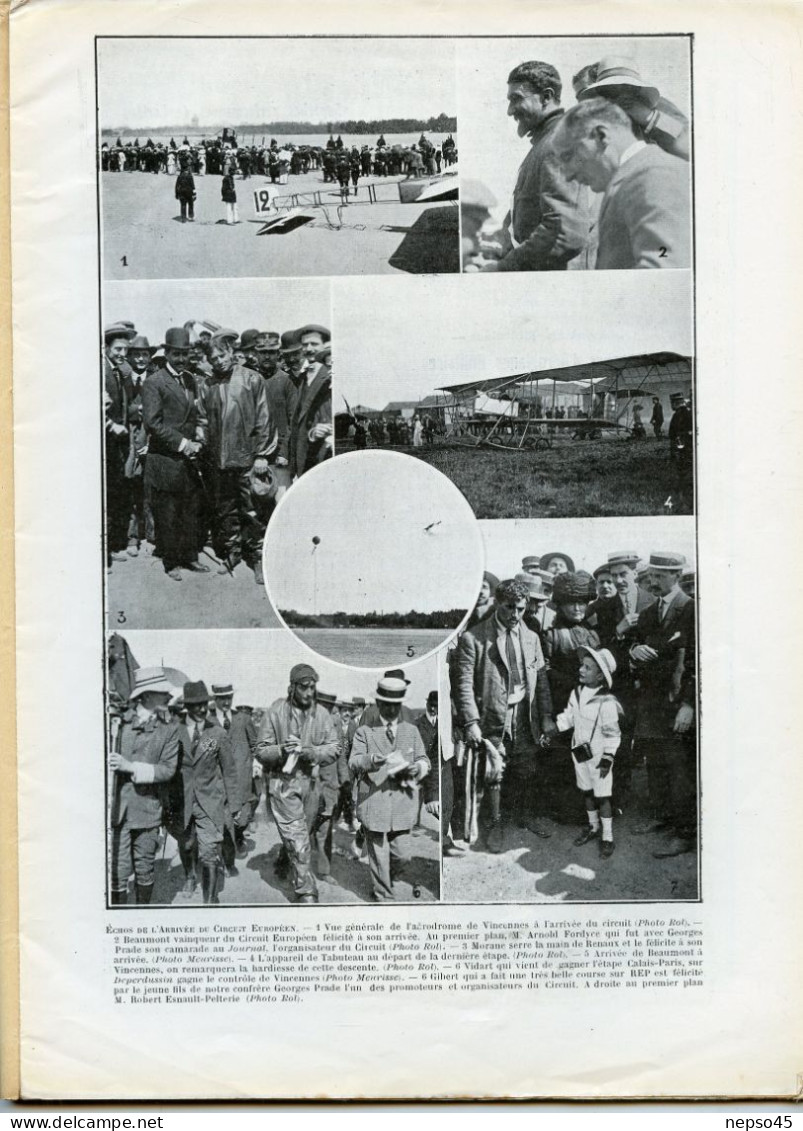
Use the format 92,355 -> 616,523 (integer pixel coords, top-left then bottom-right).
165,681 -> 238,905
452,577 -> 557,853
255,663 -> 339,903
142,326 -> 208,581
552,95 -> 691,270
103,322 -> 137,569
108,667 -> 179,905
573,56 -> 690,162
551,645 -> 622,857
349,677 -> 430,902
629,552 -> 697,859
198,328 -> 277,585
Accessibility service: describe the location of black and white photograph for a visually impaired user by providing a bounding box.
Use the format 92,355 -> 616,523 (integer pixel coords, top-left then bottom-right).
106,631 -> 440,907
335,271 -> 694,517
263,450 -> 485,668
458,37 -> 691,273
98,37 -> 460,280
440,516 -> 698,904
103,277 -> 332,629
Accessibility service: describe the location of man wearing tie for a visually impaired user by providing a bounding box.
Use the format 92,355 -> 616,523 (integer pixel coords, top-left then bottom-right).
142,326 -> 208,581
162,681 -> 238,905
211,682 -> 258,861
453,578 -> 556,853
591,551 -> 656,812
629,552 -> 697,859
349,677 -> 430,902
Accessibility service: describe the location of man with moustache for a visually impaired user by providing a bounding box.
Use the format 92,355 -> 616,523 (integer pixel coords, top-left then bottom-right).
141,326 -> 208,581
124,335 -> 157,555
453,578 -> 557,852
254,330 -> 292,501
289,340 -> 333,479
473,61 -> 596,273
103,322 -> 137,569
255,663 -> 340,904
552,98 -> 691,269
167,681 -> 239,905
198,329 -> 276,585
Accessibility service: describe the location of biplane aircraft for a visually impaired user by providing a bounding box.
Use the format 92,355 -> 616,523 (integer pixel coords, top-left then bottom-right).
435,352 -> 692,451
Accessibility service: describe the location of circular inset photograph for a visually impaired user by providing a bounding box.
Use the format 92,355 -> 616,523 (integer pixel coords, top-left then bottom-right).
263,450 -> 483,668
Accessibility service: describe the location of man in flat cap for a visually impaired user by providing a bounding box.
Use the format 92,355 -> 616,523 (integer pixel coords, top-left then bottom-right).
629,552 -> 697,858
108,667 -> 179,905
453,578 -> 557,852
103,323 -> 136,569
255,663 -> 339,903
142,326 -> 208,581
289,336 -> 333,480
198,328 -> 277,584
298,324 -> 331,368
469,60 -> 596,273
552,98 -> 691,269
349,677 -> 430,901
308,690 -> 348,883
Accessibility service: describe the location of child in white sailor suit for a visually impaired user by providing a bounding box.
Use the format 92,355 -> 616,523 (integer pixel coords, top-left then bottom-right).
554,645 -> 622,858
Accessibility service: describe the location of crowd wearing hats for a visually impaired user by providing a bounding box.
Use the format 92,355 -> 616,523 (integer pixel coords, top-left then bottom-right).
101,132 -> 457,215
107,657 -> 439,906
103,319 -> 332,586
347,412 -> 443,450
465,53 -> 691,273
444,544 -> 697,883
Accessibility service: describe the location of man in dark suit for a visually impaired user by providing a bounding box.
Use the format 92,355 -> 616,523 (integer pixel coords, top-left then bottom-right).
142,327 -> 208,580
629,552 -> 696,858
553,98 -> 691,269
171,681 -> 239,905
453,577 -> 557,852
590,552 -> 656,810
289,340 -> 332,480
103,322 -> 136,568
210,681 -> 257,860
474,60 -> 596,272
650,396 -> 665,438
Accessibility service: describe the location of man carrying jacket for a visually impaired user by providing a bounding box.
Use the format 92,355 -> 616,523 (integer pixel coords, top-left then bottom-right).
453,577 -> 557,852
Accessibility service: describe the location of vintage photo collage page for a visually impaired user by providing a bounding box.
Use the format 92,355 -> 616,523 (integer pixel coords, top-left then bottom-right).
100,35 -> 696,912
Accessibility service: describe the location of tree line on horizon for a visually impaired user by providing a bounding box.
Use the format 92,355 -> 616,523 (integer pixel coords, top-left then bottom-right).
281,608 -> 466,630
103,113 -> 457,138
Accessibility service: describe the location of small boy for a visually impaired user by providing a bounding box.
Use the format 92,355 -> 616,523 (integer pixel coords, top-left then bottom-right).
555,645 -> 622,858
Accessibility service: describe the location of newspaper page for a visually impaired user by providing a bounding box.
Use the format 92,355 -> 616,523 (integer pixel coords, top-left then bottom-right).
8,0 -> 803,1102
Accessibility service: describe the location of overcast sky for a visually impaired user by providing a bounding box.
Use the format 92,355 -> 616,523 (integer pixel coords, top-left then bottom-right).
458,36 -> 691,226
479,516 -> 696,582
121,629 -> 438,709
98,38 -> 456,128
336,270 -> 692,410
264,452 -> 483,615
103,277 -> 331,345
